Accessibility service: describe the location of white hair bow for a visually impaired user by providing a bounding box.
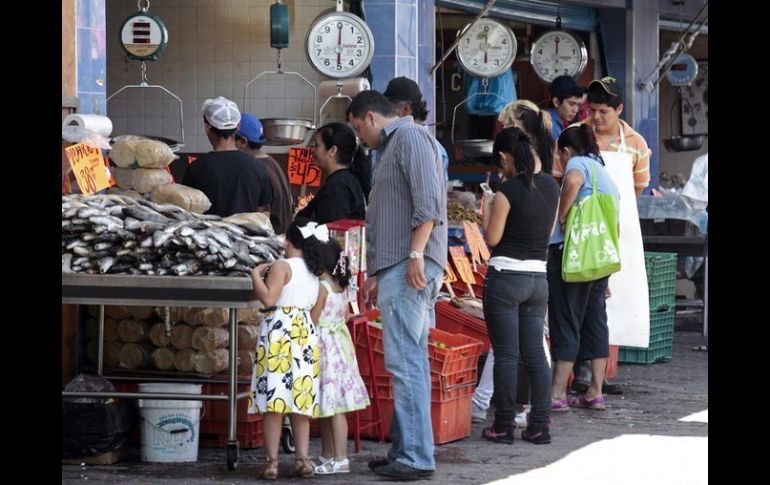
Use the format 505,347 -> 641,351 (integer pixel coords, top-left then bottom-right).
298,222 -> 329,243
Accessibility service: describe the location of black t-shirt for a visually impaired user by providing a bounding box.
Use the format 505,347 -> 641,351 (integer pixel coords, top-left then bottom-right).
295,168 -> 365,224
182,150 -> 273,217
490,173 -> 560,261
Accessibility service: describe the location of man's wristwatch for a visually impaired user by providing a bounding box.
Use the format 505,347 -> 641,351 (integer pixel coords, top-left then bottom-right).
409,249 -> 424,260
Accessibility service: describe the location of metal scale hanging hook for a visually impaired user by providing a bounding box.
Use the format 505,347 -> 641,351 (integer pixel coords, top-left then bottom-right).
451,77 -> 506,144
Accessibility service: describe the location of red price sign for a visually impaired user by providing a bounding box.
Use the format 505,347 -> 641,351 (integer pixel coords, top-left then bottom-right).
64,143 -> 112,195
449,246 -> 475,284
288,147 -> 322,187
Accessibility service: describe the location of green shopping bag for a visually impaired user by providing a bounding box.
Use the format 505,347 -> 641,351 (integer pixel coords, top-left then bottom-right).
562,164 -> 621,282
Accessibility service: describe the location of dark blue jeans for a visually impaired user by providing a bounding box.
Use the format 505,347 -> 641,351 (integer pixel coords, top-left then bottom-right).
482,268 -> 551,427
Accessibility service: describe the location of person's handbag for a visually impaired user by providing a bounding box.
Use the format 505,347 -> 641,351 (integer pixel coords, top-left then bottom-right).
562,164 -> 621,282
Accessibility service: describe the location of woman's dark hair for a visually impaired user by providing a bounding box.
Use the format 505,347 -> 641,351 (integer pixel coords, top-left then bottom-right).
492,127 -> 537,187
316,122 -> 372,199
557,124 -> 603,164
319,238 -> 352,289
285,217 -> 326,276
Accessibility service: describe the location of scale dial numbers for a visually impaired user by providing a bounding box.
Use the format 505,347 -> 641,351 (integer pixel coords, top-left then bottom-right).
456,18 -> 517,78
530,30 -> 588,83
306,13 -> 374,79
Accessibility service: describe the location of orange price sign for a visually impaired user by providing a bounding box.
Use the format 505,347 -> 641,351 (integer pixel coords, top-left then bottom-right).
463,221 -> 490,265
64,143 -> 112,195
449,246 -> 474,284
288,147 -> 322,187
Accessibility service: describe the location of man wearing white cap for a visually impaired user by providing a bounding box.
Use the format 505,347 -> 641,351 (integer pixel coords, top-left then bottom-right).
183,96 -> 273,217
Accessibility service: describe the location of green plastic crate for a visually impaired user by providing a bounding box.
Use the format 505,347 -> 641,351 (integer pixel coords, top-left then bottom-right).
644,252 -> 677,311
619,308 -> 674,364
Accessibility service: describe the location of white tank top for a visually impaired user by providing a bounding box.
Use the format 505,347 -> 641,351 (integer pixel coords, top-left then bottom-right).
274,257 -> 320,309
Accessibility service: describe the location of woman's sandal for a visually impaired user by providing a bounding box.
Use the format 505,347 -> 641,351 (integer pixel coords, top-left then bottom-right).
314,458 -> 350,475
260,456 -> 279,480
294,457 -> 315,478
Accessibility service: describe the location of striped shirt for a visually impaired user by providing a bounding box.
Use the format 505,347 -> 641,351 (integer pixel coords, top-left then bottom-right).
366,116 -> 448,276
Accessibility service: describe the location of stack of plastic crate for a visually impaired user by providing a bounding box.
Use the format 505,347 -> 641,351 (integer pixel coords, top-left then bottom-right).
619,252 -> 677,364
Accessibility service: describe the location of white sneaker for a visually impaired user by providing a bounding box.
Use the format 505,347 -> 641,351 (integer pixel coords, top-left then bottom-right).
514,405 -> 531,428
471,403 -> 487,423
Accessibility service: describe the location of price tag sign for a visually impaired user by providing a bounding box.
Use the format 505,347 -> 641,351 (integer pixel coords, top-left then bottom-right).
64,143 -> 112,195
449,246 -> 475,284
464,221 -> 490,265
288,147 -> 322,187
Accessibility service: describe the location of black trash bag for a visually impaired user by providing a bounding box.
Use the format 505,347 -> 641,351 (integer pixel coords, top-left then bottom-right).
62,374 -> 133,457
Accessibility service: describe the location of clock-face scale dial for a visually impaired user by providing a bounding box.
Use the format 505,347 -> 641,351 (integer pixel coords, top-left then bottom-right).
306,13 -> 374,79
456,18 -> 517,78
530,30 -> 588,83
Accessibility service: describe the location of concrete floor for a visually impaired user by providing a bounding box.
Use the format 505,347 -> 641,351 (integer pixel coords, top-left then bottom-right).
62,329 -> 708,484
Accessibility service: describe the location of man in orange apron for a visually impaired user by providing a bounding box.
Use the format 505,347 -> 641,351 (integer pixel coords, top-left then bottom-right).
570,78 -> 652,395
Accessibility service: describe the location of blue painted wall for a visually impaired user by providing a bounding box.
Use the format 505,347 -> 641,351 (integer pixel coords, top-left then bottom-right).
76,0 -> 107,115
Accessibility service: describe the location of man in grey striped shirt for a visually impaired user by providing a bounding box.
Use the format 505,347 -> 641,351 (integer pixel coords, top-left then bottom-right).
348,91 -> 447,480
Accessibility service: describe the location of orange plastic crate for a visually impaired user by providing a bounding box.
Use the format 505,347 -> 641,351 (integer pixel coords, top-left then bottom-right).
200,382 -> 260,423
435,300 -> 490,352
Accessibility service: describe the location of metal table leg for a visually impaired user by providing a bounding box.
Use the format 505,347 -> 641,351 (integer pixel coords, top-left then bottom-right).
226,307 -> 239,470
703,255 -> 708,337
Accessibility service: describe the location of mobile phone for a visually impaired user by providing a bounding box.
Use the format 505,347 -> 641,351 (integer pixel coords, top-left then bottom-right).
480,183 -> 494,196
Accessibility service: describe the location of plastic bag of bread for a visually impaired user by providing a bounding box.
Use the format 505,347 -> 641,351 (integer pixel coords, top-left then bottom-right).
134,139 -> 177,168
199,307 -> 228,328
118,342 -> 152,369
127,306 -> 155,320
105,305 -> 131,319
238,324 -> 260,350
237,307 -> 263,325
150,183 -> 211,214
174,348 -> 196,372
110,135 -> 142,168
154,306 -> 186,324
151,347 -> 176,370
193,349 -> 229,374
182,308 -> 204,326
131,168 -> 174,194
170,324 -> 194,349
149,322 -> 172,348
117,319 -> 149,343
237,349 -> 255,375
192,327 -> 230,351
111,166 -> 134,190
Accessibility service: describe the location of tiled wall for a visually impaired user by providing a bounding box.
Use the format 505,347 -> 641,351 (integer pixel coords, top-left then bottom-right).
77,0 -> 107,114
106,0 -> 360,152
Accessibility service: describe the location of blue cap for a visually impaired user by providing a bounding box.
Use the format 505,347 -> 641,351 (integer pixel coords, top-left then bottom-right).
236,113 -> 266,144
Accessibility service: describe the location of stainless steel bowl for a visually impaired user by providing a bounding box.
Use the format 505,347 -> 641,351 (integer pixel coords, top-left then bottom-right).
260,118 -> 315,146
663,135 -> 704,152
454,139 -> 493,162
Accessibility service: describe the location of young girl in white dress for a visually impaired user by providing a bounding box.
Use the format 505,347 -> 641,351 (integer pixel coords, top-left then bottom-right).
248,218 -> 328,480
310,238 -> 370,475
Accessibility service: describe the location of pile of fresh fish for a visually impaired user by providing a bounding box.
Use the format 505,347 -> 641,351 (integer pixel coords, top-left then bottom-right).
62,194 -> 283,277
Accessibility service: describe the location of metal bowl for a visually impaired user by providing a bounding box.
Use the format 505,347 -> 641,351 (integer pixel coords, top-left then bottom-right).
663,135 -> 704,152
260,118 -> 315,146
454,139 -> 493,162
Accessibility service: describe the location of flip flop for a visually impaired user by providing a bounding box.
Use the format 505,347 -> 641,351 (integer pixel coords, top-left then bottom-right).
569,393 -> 606,410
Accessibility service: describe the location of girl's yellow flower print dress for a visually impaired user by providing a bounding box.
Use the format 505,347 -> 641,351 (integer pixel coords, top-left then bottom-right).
248,258 -> 321,417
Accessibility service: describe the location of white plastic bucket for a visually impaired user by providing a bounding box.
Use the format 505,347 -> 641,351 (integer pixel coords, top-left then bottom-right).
137,383 -> 203,462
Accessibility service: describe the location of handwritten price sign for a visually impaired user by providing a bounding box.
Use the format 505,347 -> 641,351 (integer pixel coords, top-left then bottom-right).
449,246 -> 475,284
463,221 -> 490,266
443,264 -> 457,284
288,147 -> 322,187
64,143 -> 112,195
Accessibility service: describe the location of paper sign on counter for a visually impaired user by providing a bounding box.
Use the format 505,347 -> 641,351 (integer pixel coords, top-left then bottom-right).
449,246 -> 475,284
64,143 -> 112,195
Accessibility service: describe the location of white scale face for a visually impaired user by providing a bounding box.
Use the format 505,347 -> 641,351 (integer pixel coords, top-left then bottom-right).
456,18 -> 517,78
306,12 -> 374,79
530,30 -> 588,83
